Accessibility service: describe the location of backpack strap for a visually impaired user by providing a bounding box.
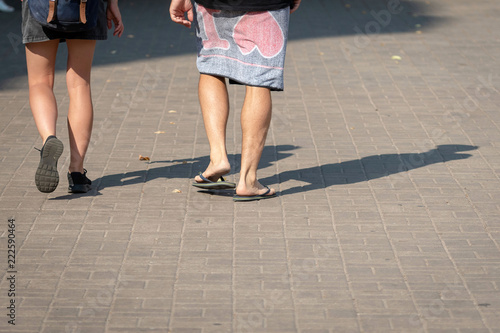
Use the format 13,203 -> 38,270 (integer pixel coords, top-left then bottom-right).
80,0 -> 87,24
47,0 -> 56,23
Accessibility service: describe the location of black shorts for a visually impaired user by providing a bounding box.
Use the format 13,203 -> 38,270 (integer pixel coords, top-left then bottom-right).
22,0 -> 107,44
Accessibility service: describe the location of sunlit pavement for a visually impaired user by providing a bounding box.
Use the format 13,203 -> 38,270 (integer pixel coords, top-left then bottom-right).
1,0 -> 500,332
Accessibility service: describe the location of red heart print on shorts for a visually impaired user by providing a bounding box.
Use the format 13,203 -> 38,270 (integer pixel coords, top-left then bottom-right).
233,11 -> 285,58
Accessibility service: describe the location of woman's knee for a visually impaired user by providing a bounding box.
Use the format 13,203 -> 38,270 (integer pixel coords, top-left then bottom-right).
28,75 -> 55,90
66,70 -> 91,92
25,42 -> 59,88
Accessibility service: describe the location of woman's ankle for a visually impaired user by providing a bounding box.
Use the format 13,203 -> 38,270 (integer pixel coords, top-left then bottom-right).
68,165 -> 85,174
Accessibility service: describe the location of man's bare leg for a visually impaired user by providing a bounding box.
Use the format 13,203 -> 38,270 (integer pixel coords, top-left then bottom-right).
194,74 -> 232,182
236,86 -> 276,197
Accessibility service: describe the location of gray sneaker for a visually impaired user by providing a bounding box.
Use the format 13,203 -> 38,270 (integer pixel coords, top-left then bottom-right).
35,136 -> 64,193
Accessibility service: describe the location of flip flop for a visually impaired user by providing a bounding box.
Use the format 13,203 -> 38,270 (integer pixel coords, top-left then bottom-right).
233,186 -> 277,202
192,173 -> 236,190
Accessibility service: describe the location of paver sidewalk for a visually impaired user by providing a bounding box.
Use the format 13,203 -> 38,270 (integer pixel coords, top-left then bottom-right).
1,0 -> 500,332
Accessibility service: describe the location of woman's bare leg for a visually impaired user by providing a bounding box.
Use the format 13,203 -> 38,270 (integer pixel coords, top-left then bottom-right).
65,39 -> 96,174
25,40 -> 60,143
195,74 -> 231,182
236,86 -> 276,197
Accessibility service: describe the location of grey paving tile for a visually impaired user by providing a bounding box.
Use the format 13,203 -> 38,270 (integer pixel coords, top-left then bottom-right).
2,0 -> 500,332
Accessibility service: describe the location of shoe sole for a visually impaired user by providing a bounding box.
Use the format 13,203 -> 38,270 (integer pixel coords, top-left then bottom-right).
233,192 -> 277,202
192,182 -> 236,190
233,193 -> 277,202
35,138 -> 63,193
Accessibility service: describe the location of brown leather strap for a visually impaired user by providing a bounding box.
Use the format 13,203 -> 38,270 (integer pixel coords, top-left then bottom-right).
47,0 -> 56,23
80,0 -> 87,24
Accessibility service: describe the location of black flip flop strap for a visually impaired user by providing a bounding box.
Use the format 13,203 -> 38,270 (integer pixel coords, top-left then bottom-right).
198,172 -> 224,183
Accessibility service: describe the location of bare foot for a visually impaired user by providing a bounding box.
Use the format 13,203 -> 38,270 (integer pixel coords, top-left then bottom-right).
235,180 -> 276,197
194,160 -> 231,183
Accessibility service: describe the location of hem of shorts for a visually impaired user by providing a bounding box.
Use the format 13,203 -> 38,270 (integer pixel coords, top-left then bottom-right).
23,35 -> 107,44
199,71 -> 284,92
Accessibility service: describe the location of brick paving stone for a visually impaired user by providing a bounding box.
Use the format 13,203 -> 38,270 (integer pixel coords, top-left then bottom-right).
2,0 -> 500,332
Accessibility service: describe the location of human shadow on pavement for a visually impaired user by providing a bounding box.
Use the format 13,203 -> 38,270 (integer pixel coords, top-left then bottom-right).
259,144 -> 479,196
49,144 -> 298,199
50,144 -> 476,199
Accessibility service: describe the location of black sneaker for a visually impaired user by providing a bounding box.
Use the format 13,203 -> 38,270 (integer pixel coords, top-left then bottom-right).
35,135 -> 64,193
67,169 -> 92,193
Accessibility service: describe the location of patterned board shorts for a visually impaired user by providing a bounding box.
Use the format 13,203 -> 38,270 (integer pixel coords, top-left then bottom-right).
194,3 -> 290,91
21,0 -> 107,44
